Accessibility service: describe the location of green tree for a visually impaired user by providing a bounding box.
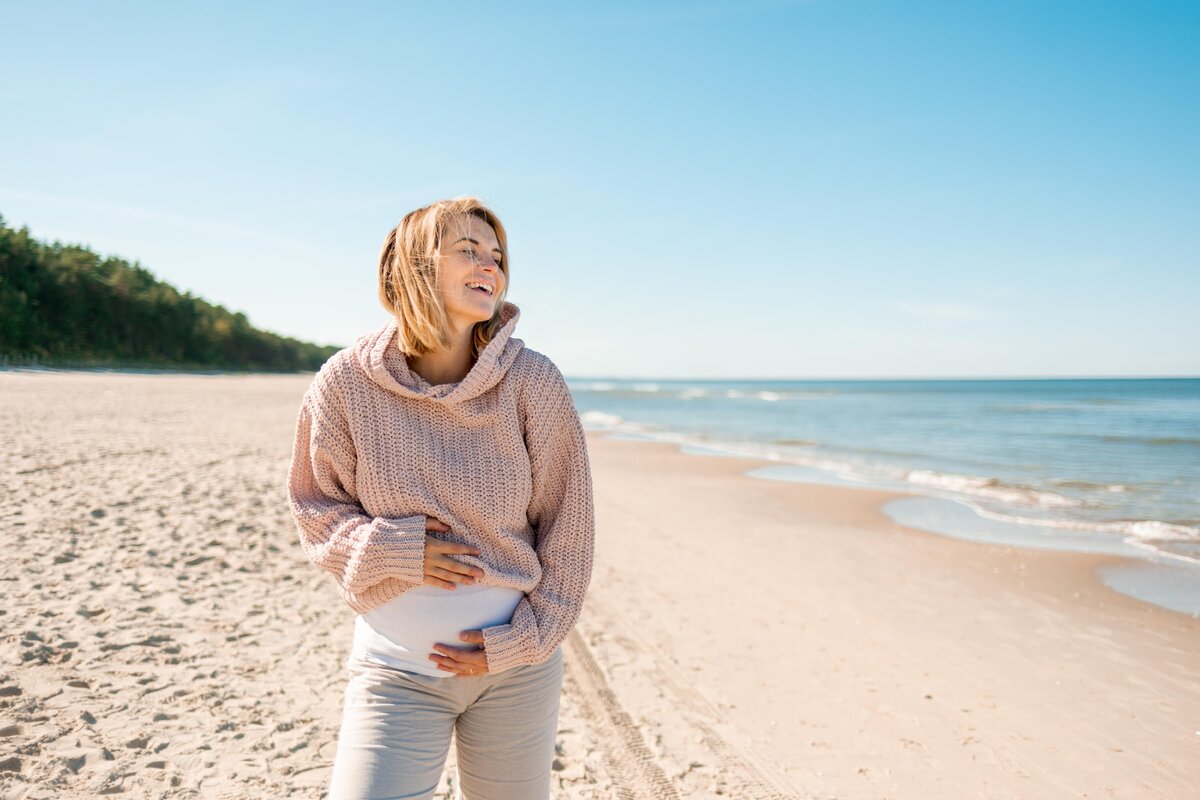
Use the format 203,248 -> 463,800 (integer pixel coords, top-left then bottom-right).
0,215 -> 340,371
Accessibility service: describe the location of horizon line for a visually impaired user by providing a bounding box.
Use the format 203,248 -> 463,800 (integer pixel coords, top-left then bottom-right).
564,374 -> 1200,382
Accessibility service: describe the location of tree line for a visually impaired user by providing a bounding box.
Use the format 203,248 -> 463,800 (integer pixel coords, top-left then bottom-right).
0,215 -> 340,372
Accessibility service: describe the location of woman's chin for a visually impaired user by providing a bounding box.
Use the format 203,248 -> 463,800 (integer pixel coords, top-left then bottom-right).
446,303 -> 495,327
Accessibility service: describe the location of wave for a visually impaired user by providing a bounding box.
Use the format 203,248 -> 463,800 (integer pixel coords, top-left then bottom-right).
1049,478 -> 1130,493
1095,435 -> 1200,448
987,402 -> 1076,413
894,472 -> 1200,551
594,420 -> 1200,565
906,469 -> 1081,509
723,388 -> 834,401
575,383 -> 839,402
724,439 -> 1200,550
573,382 -> 670,399
987,401 -> 1126,413
1125,519 -> 1200,541
959,500 -> 1200,548
580,410 -> 624,430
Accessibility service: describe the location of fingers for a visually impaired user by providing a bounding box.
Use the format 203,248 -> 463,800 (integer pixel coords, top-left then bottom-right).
423,575 -> 456,590
425,534 -> 481,560
429,539 -> 481,557
427,548 -> 483,581
421,525 -> 484,589
435,557 -> 484,579
425,535 -> 483,583
427,565 -> 477,585
429,643 -> 488,676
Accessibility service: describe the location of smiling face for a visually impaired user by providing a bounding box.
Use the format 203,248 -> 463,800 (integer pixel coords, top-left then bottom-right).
435,213 -> 507,331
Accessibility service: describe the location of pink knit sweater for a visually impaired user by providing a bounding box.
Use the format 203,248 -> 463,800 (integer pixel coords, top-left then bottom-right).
286,301 -> 595,675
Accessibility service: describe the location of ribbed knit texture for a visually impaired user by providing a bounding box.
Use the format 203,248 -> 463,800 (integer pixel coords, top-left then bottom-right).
286,301 -> 595,674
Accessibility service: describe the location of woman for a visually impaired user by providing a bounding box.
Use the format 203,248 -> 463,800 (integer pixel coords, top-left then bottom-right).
286,195 -> 595,799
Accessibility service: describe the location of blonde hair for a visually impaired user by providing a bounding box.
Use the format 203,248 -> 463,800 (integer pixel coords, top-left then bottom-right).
377,195 -> 510,360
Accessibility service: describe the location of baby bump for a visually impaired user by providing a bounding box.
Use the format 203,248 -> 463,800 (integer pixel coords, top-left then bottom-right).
354,584 -> 524,677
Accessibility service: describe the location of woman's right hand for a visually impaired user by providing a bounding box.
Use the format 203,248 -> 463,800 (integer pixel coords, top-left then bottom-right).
422,518 -> 484,590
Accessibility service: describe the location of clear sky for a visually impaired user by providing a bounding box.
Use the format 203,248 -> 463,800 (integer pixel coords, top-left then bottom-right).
2,0 -> 1196,379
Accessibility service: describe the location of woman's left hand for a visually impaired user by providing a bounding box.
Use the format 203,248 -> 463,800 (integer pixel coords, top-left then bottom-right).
429,630 -> 489,677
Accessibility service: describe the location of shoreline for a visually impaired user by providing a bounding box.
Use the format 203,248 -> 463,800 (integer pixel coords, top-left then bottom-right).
582,431 -> 1200,798
590,431 -> 1199,621
596,425 -> 1200,612
577,376 -> 1200,569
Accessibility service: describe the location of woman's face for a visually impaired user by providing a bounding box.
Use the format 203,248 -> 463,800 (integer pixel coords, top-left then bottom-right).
436,214 -> 506,331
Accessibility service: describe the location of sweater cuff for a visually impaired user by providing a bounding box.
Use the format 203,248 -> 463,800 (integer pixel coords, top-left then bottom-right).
361,514 -> 426,585
480,623 -> 533,674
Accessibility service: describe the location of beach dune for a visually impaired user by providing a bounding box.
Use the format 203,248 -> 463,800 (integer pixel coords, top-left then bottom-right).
0,371 -> 1196,798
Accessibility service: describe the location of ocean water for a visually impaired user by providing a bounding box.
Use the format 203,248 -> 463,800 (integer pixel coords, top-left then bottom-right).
568,378 -> 1200,569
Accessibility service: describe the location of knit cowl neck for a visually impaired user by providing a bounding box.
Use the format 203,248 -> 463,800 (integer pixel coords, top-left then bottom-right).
353,301 -> 524,405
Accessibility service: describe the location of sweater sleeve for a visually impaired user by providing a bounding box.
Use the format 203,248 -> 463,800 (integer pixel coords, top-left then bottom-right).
480,361 -> 595,673
286,390 -> 428,598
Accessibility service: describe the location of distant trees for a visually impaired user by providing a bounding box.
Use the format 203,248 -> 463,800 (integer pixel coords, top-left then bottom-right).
0,215 -> 340,371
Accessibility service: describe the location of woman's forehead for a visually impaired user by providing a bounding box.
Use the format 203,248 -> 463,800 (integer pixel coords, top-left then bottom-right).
443,214 -> 498,245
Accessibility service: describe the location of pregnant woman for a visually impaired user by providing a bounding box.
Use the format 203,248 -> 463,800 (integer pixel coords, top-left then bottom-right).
286,195 -> 595,799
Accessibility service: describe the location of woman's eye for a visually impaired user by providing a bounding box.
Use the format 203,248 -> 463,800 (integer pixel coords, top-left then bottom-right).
459,248 -> 501,269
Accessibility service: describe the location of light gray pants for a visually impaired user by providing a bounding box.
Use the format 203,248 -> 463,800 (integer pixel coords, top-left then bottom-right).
326,646 -> 564,800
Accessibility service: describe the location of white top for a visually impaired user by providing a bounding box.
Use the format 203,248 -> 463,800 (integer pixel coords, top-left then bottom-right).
351,582 -> 525,678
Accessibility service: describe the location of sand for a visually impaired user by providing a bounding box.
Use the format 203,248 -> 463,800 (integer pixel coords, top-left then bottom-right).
1,371 -> 1196,799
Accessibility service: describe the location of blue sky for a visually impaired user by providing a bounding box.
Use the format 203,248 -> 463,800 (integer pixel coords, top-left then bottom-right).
2,0 -> 1196,378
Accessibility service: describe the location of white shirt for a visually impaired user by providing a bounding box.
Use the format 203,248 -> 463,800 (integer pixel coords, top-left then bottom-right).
351,582 -> 525,678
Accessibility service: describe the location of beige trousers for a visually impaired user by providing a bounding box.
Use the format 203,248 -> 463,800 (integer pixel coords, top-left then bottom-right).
326,646 -> 564,800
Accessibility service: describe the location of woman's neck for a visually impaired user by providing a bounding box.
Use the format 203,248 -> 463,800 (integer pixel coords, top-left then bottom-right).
405,325 -> 475,386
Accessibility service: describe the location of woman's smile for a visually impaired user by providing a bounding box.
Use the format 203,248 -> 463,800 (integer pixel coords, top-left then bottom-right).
438,214 -> 506,326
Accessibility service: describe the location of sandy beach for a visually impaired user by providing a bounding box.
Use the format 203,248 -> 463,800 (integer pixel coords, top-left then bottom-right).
1,370 -> 1197,799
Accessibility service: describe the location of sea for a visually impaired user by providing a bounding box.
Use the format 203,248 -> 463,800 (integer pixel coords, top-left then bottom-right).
568,377 -> 1200,615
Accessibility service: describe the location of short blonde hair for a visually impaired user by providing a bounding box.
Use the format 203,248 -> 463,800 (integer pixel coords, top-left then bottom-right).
377,196 -> 510,359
